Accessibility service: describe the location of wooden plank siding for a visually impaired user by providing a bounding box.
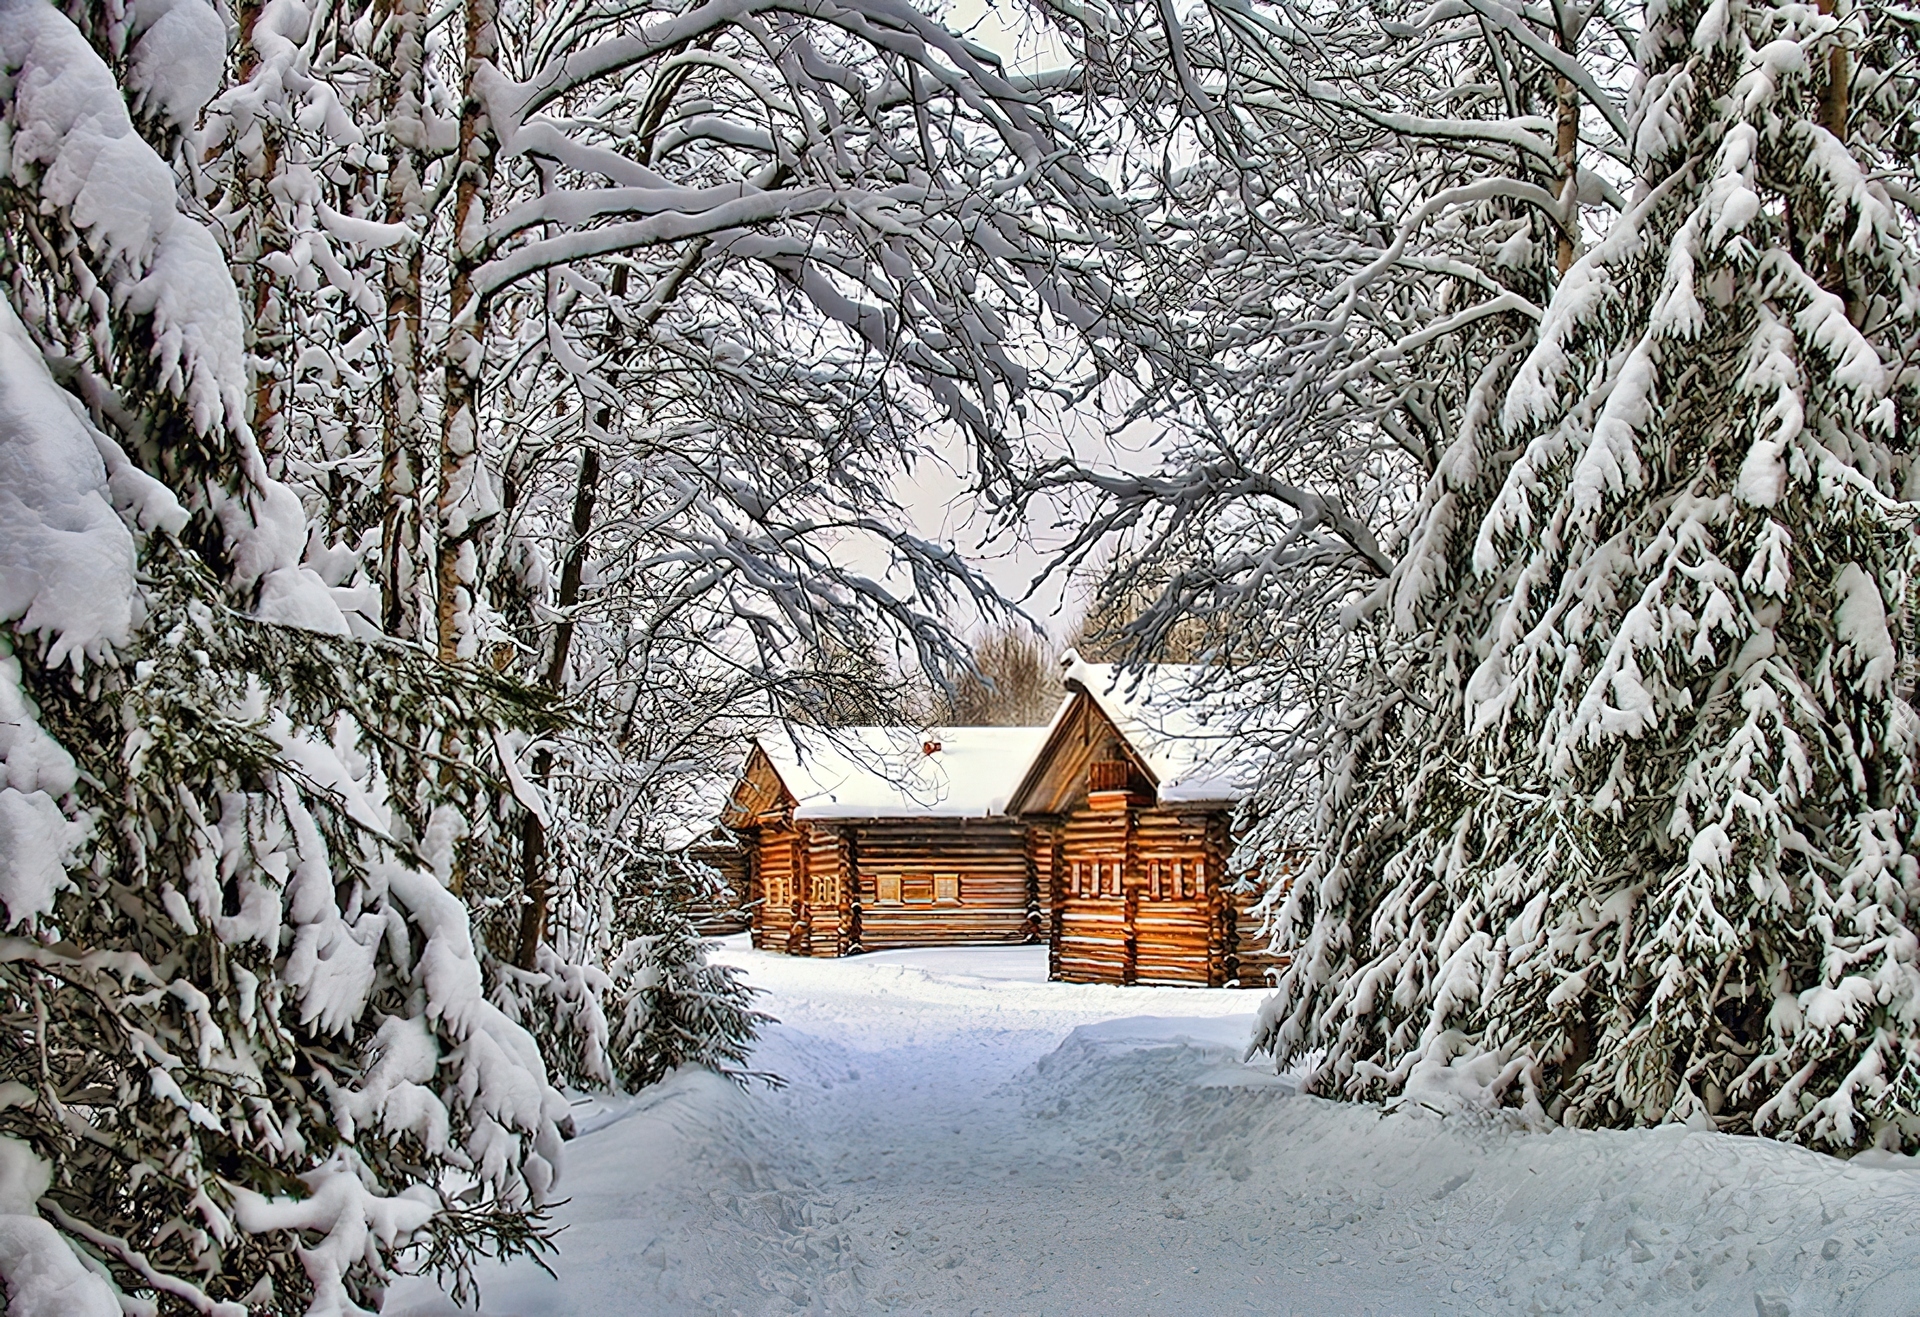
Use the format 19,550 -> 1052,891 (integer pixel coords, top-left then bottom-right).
1224,846 -> 1301,987
741,817 -> 1035,955
1228,884 -> 1288,987
750,825 -> 806,954
851,818 -> 1032,950
1047,797 -> 1238,986
805,826 -> 851,956
1055,796 -> 1131,983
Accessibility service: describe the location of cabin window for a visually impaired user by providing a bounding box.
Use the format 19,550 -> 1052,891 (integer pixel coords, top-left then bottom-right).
934,873 -> 960,903
812,872 -> 836,905
1146,858 -> 1205,900
1070,858 -> 1124,899
901,875 -> 934,904
877,872 -> 902,904
765,870 -> 788,908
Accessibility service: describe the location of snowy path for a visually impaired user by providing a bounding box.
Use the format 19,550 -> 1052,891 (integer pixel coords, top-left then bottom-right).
387,943 -> 1920,1316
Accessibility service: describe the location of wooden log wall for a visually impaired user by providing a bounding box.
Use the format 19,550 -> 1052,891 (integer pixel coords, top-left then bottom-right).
748,826 -> 803,953
1224,845 -> 1301,987
1051,798 -> 1250,987
745,817 -> 1034,956
1055,799 -> 1132,983
1228,885 -> 1289,986
854,818 -> 1032,950
805,825 -> 851,957
1134,807 -> 1220,986
683,843 -> 751,936
1028,822 -> 1064,979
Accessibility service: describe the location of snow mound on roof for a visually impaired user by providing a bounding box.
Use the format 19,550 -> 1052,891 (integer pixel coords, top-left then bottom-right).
1060,652 -> 1267,804
759,725 -> 1047,819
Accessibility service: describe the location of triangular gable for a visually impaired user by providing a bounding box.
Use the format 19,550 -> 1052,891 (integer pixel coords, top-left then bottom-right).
1008,654 -> 1257,815
721,744 -> 795,829
1005,688 -> 1152,816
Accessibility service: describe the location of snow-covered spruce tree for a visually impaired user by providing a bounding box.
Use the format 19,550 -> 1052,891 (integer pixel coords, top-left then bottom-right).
602,858 -> 771,1090
0,3 -> 569,1312
1254,0 -> 1920,1150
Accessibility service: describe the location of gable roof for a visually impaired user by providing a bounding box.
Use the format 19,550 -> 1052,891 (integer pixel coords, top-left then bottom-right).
1009,651 -> 1262,812
746,724 -> 1049,821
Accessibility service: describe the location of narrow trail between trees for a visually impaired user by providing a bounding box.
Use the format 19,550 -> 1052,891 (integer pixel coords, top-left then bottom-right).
386,944 -> 1920,1317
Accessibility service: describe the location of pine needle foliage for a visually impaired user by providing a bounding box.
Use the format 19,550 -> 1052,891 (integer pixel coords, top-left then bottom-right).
0,5 -> 571,1309
5,540 -> 566,1313
606,860 -> 775,1092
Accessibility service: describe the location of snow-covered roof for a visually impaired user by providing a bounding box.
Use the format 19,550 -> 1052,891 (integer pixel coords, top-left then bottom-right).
755,725 -> 1049,820
1058,652 -> 1262,804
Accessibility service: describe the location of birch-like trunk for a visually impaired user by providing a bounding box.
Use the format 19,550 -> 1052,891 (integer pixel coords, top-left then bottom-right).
1552,1 -> 1580,276
438,0 -> 500,663
236,0 -> 287,455
378,0 -> 430,642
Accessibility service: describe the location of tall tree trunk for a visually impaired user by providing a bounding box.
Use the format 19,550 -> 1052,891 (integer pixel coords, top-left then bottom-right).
236,1 -> 287,455
506,54 -> 728,955
1819,0 -> 1849,142
378,0 -> 429,641
438,0 -> 500,663
512,235 -> 710,964
1816,0 -> 1853,321
515,445 -> 601,968
1551,3 -> 1580,276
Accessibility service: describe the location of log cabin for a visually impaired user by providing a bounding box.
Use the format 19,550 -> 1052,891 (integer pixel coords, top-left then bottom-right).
676,829 -> 752,936
1008,653 -> 1287,988
724,726 -> 1047,956
658,780 -> 752,935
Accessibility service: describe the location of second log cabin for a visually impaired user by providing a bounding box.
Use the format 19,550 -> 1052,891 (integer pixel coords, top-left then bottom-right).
1008,654 -> 1286,988
724,726 -> 1047,956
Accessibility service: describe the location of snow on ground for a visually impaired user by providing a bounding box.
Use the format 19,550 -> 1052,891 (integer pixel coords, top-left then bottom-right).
385,940 -> 1920,1316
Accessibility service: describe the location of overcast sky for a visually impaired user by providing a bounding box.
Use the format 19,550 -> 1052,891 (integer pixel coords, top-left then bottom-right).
835,0 -> 1166,647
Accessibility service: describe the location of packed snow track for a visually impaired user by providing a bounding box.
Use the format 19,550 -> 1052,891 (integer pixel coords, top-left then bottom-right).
386,942 -> 1920,1316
